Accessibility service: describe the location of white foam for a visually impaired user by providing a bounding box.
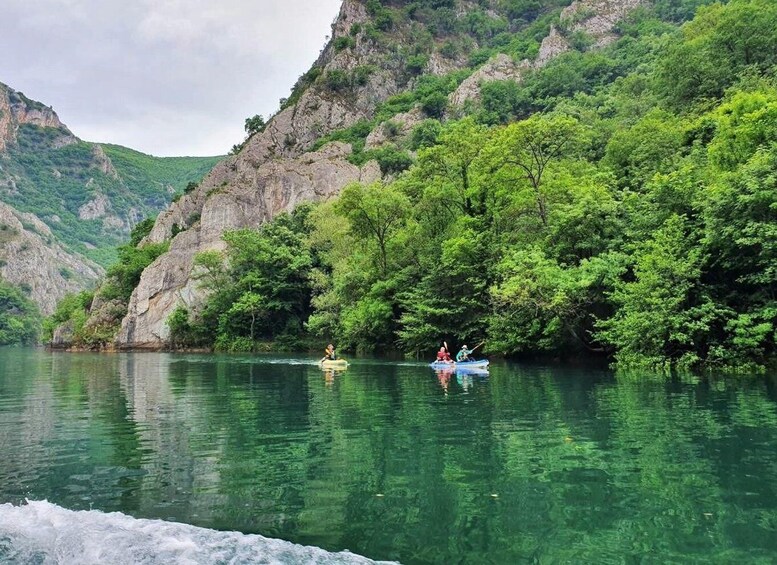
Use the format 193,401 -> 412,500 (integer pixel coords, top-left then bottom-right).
0,500 -> 396,565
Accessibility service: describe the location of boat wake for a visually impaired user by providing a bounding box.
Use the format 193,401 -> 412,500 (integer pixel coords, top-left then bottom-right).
0,500 -> 395,564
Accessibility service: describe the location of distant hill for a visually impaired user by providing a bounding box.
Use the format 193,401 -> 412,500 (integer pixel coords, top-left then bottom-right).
0,81 -> 222,267
0,81 -> 222,320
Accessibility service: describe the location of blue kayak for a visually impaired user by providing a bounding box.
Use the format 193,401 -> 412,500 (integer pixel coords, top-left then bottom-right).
430,360 -> 489,370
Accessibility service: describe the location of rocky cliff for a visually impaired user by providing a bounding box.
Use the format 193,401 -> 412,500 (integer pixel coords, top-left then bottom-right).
0,200 -> 102,315
452,0 -> 648,107
119,0 -> 456,347
116,0 -> 652,348
0,83 -> 74,152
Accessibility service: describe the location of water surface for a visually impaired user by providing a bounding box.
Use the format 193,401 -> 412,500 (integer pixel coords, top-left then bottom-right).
1,348 -> 776,563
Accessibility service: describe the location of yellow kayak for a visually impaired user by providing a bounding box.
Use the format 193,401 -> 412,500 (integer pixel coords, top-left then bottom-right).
320,359 -> 348,368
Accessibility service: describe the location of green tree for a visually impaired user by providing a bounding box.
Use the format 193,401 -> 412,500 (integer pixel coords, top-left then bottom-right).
657,0 -> 777,107
707,89 -> 777,171
102,241 -> 170,302
167,305 -> 195,348
226,291 -> 266,344
398,229 -> 488,354
596,215 -> 721,369
488,113 -> 588,226
413,117 -> 489,215
603,110 -> 684,190
245,115 -> 266,136
336,182 -> 410,275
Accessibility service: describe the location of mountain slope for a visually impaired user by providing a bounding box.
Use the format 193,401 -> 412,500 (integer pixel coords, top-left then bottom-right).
0,199 -> 101,315
94,0 -> 776,369
0,81 -> 222,320
118,0 -> 662,348
0,81 -> 222,266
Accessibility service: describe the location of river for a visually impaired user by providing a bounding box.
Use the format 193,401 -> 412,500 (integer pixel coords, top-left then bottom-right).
0,348 -> 776,563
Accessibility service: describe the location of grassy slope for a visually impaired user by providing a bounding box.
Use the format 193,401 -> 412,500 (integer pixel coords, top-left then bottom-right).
2,126 -> 221,266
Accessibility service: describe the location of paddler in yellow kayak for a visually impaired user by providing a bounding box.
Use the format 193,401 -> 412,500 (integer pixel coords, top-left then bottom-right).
320,344 -> 348,368
320,344 -> 338,363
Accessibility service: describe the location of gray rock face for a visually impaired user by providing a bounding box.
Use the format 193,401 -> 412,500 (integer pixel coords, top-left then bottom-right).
449,54 -> 531,108
92,145 -> 120,179
536,26 -> 570,68
78,193 -> 110,221
562,0 -> 647,47
450,0 -> 648,108
0,81 -> 74,152
0,200 -> 102,315
365,108 -> 425,150
118,142 -> 380,347
51,319 -> 75,347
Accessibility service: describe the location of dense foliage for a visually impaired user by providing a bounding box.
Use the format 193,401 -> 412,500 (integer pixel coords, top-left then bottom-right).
168,209 -> 315,351
43,220 -> 168,347
166,0 -> 776,371
0,279 -> 40,345
42,290 -> 96,345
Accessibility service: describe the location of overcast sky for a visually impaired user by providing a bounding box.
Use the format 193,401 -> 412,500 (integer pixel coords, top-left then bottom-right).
0,0 -> 342,157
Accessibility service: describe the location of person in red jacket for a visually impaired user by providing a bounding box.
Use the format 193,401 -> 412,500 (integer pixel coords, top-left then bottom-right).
436,346 -> 452,363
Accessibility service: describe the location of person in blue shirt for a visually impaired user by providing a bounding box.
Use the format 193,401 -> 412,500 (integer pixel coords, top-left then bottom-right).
456,345 -> 473,362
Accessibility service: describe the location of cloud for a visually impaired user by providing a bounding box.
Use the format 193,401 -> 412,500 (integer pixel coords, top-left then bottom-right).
0,0 -> 342,156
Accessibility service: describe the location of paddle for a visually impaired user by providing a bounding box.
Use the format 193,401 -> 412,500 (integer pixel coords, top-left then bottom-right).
460,341 -> 485,362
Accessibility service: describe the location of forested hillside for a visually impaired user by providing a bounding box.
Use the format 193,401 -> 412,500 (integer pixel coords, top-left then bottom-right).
51,0 -> 777,371
1,120 -> 220,266
158,0 -> 776,370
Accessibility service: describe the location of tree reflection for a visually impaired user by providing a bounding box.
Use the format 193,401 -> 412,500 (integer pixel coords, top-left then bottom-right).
1,352 -> 777,563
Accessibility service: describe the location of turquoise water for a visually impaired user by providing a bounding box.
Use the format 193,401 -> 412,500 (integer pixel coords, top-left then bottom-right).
1,348 -> 776,563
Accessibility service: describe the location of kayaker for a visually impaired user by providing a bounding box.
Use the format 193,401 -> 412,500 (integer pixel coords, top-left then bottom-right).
436,346 -> 452,363
456,345 -> 474,362
321,344 -> 337,363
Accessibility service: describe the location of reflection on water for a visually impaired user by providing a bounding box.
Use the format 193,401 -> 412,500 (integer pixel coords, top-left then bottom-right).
0,348 -> 776,563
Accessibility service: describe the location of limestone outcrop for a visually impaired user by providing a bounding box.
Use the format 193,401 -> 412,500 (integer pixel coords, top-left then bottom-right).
450,0 -> 648,108
365,108 -> 426,150
449,54 -> 532,108
0,82 -> 74,152
0,200 -> 102,315
119,142 -> 380,347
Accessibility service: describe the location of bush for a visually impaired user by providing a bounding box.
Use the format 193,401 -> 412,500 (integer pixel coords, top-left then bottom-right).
324,70 -> 351,92
42,290 -> 93,343
421,92 -> 449,118
439,40 -> 460,59
0,280 -> 40,345
406,54 -> 429,76
352,65 -> 377,87
105,241 -> 170,302
409,119 -> 442,150
334,36 -> 356,51
374,147 -> 414,176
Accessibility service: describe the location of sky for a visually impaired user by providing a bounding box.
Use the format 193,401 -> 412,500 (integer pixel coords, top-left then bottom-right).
0,0 -> 343,157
